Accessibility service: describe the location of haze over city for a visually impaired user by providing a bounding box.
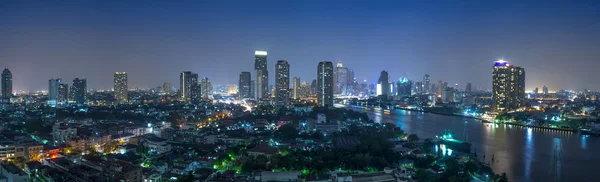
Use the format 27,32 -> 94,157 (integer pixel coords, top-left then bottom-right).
1,0 -> 599,92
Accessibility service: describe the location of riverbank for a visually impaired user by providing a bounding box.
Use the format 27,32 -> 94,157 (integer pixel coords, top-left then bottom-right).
395,107 -> 578,132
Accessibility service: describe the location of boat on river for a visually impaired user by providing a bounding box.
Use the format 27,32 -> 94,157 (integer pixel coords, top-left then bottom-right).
435,130 -> 472,152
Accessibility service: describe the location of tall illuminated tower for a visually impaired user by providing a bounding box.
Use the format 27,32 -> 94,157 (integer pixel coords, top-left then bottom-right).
114,72 -> 128,103
377,70 -> 390,96
239,72 -> 251,99
317,61 -> 334,107
423,74 -> 431,94
1,68 -> 12,102
293,77 -> 300,99
180,71 -> 194,99
70,78 -> 87,104
275,60 -> 290,107
254,50 -> 268,99
48,78 -> 62,106
335,62 -> 348,95
492,60 -> 525,111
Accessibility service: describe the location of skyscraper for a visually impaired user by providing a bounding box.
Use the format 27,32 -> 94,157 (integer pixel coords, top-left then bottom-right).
114,72 -> 128,103
492,60 -> 525,111
299,82 -> 311,99
347,69 -> 355,95
275,60 -> 290,107
293,77 -> 300,99
70,78 -> 87,104
48,78 -> 61,106
397,77 -> 412,97
163,82 -> 172,95
200,77 -> 212,99
377,70 -> 390,96
239,72 -> 251,99
255,50 -> 269,99
1,68 -> 12,102
310,79 -> 317,96
423,74 -> 431,94
466,83 -> 472,93
189,73 -> 200,100
58,83 -> 68,103
335,62 -> 348,95
317,61 -> 334,107
543,86 -> 548,95
250,80 -> 256,99
180,71 -> 194,99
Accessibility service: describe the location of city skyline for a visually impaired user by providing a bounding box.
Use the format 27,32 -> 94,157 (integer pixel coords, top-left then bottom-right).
2,1 -> 600,91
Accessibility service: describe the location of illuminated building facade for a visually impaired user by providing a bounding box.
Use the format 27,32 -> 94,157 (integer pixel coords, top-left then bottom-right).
397,77 -> 412,97
293,77 -> 300,99
48,78 -> 61,106
114,72 -> 128,103
1,68 -> 12,102
378,70 -> 389,96
70,78 -> 87,104
255,50 -> 269,99
492,60 -> 525,111
239,72 -> 251,99
275,60 -> 290,107
317,61 -> 334,107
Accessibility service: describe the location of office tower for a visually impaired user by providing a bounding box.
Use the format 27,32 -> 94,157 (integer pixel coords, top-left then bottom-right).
114,72 -> 128,103
239,72 -> 251,99
415,81 -> 423,95
70,78 -> 87,104
299,82 -> 312,99
275,60 -> 290,107
293,77 -> 300,99
442,88 -> 454,103
492,60 -> 525,111
1,68 -> 12,102
466,83 -> 472,93
310,79 -> 317,96
317,61 -> 334,107
534,87 -> 539,95
250,80 -> 256,99
190,74 -> 200,100
200,77 -> 211,99
543,86 -> 548,95
377,70 -> 390,96
335,62 -> 348,95
48,78 -> 61,105
163,82 -> 172,95
347,69 -> 355,95
58,83 -> 68,103
397,77 -> 412,97
255,50 -> 269,99
180,71 -> 194,99
423,74 -> 431,94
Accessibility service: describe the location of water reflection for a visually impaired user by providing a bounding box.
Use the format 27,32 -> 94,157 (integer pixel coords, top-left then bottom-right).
352,107 -> 600,182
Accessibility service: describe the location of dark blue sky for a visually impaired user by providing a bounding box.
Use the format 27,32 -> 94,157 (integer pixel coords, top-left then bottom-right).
1,0 -> 599,92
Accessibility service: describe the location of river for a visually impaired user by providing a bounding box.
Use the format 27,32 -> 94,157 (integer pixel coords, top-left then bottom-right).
352,106 -> 600,182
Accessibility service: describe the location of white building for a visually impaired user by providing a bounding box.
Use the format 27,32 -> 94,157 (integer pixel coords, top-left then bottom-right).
52,123 -> 77,145
144,137 -> 172,154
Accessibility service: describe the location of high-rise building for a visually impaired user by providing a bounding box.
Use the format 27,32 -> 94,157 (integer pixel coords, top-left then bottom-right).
310,79 -> 317,96
317,61 -> 334,107
415,81 -> 423,95
58,83 -> 68,103
335,62 -> 348,95
423,74 -> 431,94
534,87 -> 539,95
114,72 -> 128,103
293,77 -> 300,99
200,77 -> 212,99
347,69 -> 355,95
397,77 -> 412,97
48,78 -> 61,105
163,82 -> 172,95
190,74 -> 200,100
1,68 -> 12,102
255,50 -> 269,99
70,78 -> 87,104
239,72 -> 251,99
377,70 -> 390,96
180,71 -> 194,99
543,86 -> 548,95
466,83 -> 472,93
492,60 -> 525,111
250,80 -> 256,99
275,60 -> 290,107
299,82 -> 312,99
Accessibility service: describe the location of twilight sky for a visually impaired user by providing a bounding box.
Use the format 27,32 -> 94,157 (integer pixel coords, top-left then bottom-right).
1,0 -> 599,92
